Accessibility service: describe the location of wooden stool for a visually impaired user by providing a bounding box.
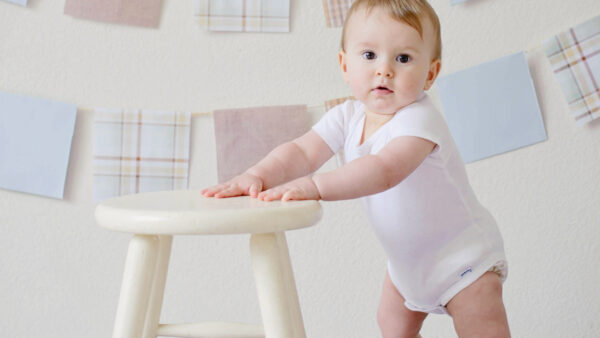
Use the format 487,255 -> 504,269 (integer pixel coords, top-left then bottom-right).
95,190 -> 322,338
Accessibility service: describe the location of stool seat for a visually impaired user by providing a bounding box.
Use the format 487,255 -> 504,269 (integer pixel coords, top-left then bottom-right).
96,189 -> 322,338
95,189 -> 322,235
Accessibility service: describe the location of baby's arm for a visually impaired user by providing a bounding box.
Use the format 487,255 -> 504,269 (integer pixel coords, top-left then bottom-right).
258,136 -> 435,201
247,130 -> 334,190
201,130 -> 334,198
314,136 -> 435,200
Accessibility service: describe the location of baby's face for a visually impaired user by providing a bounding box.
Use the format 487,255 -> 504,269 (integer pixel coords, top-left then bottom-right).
339,7 -> 440,115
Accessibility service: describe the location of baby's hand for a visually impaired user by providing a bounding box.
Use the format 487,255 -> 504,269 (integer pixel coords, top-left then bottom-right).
258,176 -> 320,202
201,173 -> 263,198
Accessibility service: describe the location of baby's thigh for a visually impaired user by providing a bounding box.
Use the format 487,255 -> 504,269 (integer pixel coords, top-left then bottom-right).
377,270 -> 428,337
446,272 -> 510,338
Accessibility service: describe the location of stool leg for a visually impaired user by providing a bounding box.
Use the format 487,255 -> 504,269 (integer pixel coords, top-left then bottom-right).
142,235 -> 173,338
250,232 -> 306,338
113,235 -> 159,338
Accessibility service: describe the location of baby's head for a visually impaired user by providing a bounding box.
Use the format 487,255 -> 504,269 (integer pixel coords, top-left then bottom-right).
338,0 -> 442,114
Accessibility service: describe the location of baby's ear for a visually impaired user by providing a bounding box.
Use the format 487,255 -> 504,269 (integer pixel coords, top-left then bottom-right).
338,51 -> 349,83
424,59 -> 442,90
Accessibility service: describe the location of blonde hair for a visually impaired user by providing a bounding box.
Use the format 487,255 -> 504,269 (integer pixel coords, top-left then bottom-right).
340,0 -> 442,61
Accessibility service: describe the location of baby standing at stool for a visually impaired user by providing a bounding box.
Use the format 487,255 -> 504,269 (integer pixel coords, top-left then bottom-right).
202,0 -> 510,336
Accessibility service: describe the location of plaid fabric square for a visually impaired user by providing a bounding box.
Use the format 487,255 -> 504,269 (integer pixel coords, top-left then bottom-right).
544,15 -> 600,126
93,109 -> 191,201
324,96 -> 354,111
322,0 -> 353,28
195,0 -> 290,32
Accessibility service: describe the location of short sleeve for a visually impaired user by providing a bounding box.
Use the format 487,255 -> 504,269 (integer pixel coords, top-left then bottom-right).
312,100 -> 355,154
386,99 -> 450,162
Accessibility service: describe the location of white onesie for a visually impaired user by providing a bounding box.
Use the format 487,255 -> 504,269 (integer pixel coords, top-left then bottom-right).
312,93 -> 507,314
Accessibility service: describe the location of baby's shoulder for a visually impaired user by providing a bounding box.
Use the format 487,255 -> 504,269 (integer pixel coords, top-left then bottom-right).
389,103 -> 440,131
398,95 -> 441,118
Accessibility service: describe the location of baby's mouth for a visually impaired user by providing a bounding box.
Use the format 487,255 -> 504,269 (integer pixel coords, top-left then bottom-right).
372,86 -> 393,94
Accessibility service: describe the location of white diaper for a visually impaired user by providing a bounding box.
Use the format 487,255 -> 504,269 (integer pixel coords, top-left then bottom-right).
389,256 -> 508,315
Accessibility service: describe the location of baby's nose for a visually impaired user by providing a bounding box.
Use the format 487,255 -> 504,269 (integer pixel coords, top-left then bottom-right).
376,67 -> 394,78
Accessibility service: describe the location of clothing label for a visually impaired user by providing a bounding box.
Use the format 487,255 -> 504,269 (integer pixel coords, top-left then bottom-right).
460,267 -> 473,278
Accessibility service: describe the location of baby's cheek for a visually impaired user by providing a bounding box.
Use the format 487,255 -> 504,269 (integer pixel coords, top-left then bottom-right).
349,79 -> 369,100
400,75 -> 425,95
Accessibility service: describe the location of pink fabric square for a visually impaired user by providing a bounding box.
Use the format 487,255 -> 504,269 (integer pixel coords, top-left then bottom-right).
213,105 -> 310,183
64,0 -> 163,28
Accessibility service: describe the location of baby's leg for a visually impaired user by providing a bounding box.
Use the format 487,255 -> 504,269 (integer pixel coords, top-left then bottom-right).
446,271 -> 510,338
378,270 -> 427,338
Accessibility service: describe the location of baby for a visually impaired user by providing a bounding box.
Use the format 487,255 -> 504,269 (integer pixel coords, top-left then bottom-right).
202,0 -> 510,336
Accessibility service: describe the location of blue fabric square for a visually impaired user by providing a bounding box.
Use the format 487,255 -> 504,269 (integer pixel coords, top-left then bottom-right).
436,52 -> 546,163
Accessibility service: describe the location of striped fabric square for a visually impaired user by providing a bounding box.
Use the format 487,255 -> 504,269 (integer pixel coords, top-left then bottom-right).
543,15 -> 600,126
324,96 -> 354,111
93,109 -> 191,201
322,0 -> 353,28
195,0 -> 290,33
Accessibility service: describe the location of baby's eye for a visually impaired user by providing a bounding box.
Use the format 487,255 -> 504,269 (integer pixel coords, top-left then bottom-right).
362,51 -> 376,60
396,54 -> 411,63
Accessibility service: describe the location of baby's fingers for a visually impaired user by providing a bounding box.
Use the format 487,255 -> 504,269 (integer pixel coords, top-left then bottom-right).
282,189 -> 304,201
202,184 -> 226,197
258,189 -> 284,201
214,185 -> 244,198
249,184 -> 260,198
281,190 -> 295,201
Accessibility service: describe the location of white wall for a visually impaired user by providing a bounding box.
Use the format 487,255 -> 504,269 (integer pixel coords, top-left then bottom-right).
1,0 -> 600,337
